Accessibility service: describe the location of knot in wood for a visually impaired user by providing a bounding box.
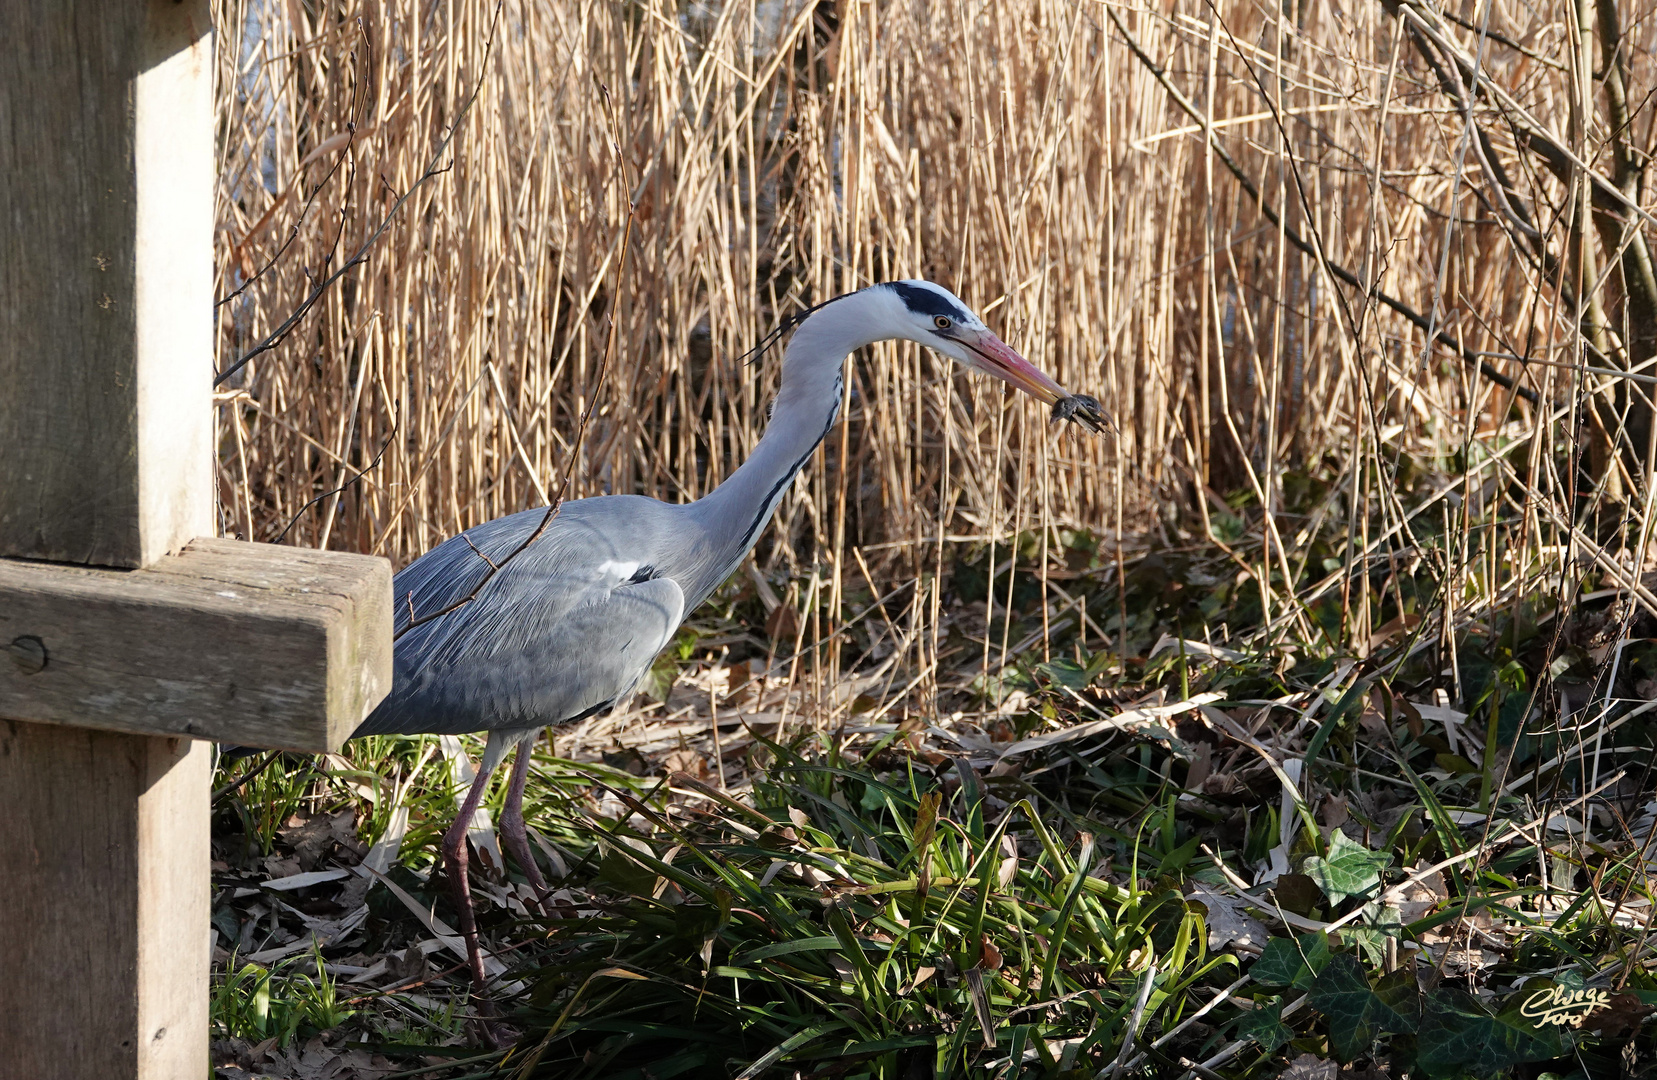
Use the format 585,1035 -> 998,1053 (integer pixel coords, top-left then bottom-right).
6,635 -> 46,675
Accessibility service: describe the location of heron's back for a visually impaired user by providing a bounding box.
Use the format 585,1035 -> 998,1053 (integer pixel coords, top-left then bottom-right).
354,496 -> 710,739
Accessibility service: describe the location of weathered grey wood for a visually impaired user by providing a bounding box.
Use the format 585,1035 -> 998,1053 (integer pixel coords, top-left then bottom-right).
1,4 -> 396,1076
0,723 -> 210,1080
0,4 -> 221,1074
0,0 -> 213,568
0,538 -> 394,751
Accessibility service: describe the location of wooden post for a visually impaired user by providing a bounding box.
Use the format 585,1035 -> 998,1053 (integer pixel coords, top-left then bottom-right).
0,0 -> 213,567
0,4 -> 393,1076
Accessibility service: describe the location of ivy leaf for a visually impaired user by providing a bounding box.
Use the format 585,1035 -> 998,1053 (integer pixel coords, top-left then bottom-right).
1273,873 -> 1323,916
1341,903 -> 1404,966
1306,954 -> 1416,1061
1237,997 -> 1294,1052
1302,832 -> 1392,905
640,651 -> 680,701
1033,657 -> 1092,689
1415,986 -> 1564,1079
1372,967 -> 1422,1030
1252,932 -> 1332,989
1360,901 -> 1405,933
1341,927 -> 1388,966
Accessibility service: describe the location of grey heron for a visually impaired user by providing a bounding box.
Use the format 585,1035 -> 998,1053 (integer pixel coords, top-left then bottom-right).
352,279 -> 1101,1002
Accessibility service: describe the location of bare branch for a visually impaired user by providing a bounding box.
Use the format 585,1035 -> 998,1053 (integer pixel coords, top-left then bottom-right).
218,21 -> 374,312
271,415 -> 399,545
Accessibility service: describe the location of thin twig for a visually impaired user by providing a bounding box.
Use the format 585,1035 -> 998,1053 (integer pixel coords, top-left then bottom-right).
272,417 -> 399,544
218,21 -> 374,311
212,749 -> 285,802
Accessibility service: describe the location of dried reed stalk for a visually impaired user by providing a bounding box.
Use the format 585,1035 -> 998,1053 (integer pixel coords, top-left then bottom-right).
213,0 -> 1657,718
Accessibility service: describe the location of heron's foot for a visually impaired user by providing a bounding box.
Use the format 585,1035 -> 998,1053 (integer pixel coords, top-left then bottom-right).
448,864 -> 519,1050
465,994 -> 522,1050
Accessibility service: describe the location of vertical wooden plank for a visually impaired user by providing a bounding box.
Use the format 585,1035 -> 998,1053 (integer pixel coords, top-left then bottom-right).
135,0 -> 216,565
0,721 -> 210,1079
0,0 -> 212,568
137,733 -> 212,1079
0,0 -> 141,564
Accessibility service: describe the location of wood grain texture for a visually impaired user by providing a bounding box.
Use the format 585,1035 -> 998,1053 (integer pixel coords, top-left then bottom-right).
0,539 -> 393,750
0,723 -> 210,1080
0,0 -> 212,568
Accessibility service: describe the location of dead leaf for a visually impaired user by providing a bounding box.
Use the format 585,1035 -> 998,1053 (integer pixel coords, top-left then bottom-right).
765,603 -> 799,643
1396,697 -> 1424,739
1281,1053 -> 1338,1080
1203,771 -> 1248,798
725,660 -> 752,702
1359,688 -> 1390,737
1339,1065 -> 1391,1079
1585,993 -> 1655,1040
262,854 -> 304,879
1186,883 -> 1270,950
997,832 -> 1019,890
387,945 -> 428,983
1437,944 -> 1500,974
279,810 -> 359,871
661,748 -> 707,779
1185,741 -> 1213,791
1385,868 -> 1446,922
979,934 -> 1003,970
1368,613 -> 1422,651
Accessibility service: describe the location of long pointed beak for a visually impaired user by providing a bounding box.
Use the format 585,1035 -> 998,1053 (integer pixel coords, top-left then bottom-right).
962,329 -> 1069,406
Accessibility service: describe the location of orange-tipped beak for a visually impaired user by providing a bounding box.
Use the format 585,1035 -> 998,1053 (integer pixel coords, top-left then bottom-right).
962,329 -> 1070,406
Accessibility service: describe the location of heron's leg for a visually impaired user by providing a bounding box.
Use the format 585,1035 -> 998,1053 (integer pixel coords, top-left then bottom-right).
441,760 -> 496,993
498,735 -> 553,911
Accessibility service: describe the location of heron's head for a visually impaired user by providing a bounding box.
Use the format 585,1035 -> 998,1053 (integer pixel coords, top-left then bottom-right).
880,280 -> 1068,408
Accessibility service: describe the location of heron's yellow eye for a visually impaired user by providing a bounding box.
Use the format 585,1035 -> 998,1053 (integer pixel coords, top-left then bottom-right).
934,315 -> 952,330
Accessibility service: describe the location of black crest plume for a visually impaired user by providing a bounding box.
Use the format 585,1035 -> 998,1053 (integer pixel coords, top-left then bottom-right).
735,291 -> 852,367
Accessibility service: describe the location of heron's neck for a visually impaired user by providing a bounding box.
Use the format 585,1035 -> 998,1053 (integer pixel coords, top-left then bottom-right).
685,291 -> 888,594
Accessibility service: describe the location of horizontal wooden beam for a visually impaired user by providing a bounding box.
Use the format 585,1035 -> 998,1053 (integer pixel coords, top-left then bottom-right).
0,539 -> 392,751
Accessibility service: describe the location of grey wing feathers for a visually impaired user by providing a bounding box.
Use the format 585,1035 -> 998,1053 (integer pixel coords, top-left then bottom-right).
382,510 -> 547,632
355,506 -> 685,738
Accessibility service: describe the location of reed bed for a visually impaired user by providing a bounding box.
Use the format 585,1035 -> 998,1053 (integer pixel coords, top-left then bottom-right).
214,0 -> 1657,680
207,1 -> 1657,1074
